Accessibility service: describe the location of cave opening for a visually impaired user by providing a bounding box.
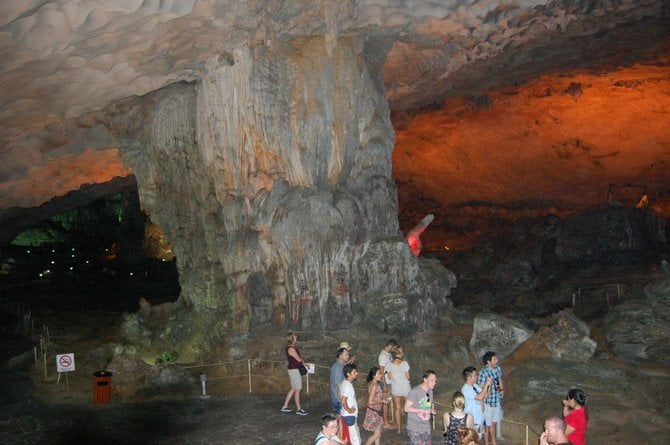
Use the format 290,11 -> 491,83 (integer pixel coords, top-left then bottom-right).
1,189 -> 180,313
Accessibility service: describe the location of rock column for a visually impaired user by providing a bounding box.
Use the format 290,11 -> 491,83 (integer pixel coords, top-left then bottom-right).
112,36 -> 455,355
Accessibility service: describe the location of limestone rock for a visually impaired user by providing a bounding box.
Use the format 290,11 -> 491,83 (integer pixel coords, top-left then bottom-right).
469,313 -> 533,360
537,310 -> 596,362
107,354 -> 194,400
360,293 -> 408,334
104,36 -> 456,351
604,266 -> 670,364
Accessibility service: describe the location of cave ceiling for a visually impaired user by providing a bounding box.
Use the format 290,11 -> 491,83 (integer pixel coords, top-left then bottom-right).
1,0 -> 669,246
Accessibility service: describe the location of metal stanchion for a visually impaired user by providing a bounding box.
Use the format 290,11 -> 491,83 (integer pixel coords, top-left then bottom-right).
199,372 -> 210,399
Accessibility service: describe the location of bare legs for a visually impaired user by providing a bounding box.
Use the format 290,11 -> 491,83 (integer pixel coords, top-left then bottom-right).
364,425 -> 381,445
282,388 -> 302,411
382,390 -> 392,427
484,422 -> 497,445
393,395 -> 405,433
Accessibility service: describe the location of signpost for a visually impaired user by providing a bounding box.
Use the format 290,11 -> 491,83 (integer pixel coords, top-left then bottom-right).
56,353 -> 75,392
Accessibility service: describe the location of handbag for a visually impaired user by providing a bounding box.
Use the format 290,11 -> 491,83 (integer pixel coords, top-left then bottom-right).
366,404 -> 382,415
299,364 -> 308,375
342,415 -> 356,426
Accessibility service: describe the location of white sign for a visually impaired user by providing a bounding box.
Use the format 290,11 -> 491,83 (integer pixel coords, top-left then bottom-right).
56,353 -> 75,372
305,363 -> 315,374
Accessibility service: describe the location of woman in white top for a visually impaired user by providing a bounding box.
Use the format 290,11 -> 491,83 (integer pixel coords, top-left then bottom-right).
385,346 -> 410,433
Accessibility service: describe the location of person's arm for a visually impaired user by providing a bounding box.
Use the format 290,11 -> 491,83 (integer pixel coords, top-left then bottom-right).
564,410 -> 576,436
466,413 -> 474,429
443,412 -> 450,432
329,368 -> 337,401
341,384 -> 355,413
341,395 -> 355,413
404,397 -> 436,415
475,380 -> 492,401
562,399 -> 571,417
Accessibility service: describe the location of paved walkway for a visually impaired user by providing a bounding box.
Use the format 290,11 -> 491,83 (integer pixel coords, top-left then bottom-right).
0,371 -> 450,445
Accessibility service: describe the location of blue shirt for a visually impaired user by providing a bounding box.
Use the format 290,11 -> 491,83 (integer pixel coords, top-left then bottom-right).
461,383 -> 484,426
330,360 -> 345,404
477,365 -> 503,407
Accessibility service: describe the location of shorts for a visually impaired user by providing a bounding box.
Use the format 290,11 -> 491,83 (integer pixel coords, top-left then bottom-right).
407,430 -> 432,445
288,368 -> 302,389
391,381 -> 410,397
484,404 -> 502,426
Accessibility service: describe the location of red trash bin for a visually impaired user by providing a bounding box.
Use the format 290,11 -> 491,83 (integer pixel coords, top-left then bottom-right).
93,370 -> 113,404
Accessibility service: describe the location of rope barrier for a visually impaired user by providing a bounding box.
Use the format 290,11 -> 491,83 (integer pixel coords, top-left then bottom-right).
7,299 -> 539,445
184,359 -> 538,444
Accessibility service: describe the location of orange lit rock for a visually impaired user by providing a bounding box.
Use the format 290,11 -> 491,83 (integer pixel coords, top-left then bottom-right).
394,61 -> 670,250
0,148 -> 132,209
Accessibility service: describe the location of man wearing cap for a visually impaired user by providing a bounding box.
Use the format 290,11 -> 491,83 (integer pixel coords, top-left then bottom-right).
378,339 -> 398,428
330,346 -> 350,412
339,341 -> 356,364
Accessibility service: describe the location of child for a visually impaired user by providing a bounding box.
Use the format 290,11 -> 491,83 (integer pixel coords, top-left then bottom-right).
443,391 -> 474,445
457,426 -> 481,445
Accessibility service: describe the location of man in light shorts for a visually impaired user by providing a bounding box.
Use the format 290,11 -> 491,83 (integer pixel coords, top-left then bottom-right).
378,338 -> 398,428
461,366 -> 492,437
477,351 -> 504,445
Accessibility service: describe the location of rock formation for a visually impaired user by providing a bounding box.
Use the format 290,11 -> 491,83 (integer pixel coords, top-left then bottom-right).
1,1 -> 669,357
103,37 -> 455,356
604,260 -> 670,364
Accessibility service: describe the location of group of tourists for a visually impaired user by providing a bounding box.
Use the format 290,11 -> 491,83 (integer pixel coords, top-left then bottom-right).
325,338 -> 438,445
280,333 -> 588,445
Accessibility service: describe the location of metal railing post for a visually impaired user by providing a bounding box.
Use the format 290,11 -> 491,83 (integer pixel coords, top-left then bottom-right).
525,424 -> 529,445
248,359 -> 252,393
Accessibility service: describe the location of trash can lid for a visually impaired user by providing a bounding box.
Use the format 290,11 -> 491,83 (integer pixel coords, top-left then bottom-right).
94,370 -> 113,377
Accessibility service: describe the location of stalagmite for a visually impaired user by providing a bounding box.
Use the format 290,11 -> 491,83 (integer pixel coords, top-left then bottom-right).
108,37 -> 455,359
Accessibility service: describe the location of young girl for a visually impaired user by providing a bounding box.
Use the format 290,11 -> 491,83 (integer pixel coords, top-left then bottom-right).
385,347 -> 411,433
443,391 -> 474,445
562,388 -> 588,445
362,367 -> 387,445
457,426 -> 480,445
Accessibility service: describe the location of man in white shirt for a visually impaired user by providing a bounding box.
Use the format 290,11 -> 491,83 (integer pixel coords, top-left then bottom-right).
339,364 -> 360,445
377,338 -> 398,428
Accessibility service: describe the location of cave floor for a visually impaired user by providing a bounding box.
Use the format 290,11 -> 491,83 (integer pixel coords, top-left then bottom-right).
1,370 -> 498,445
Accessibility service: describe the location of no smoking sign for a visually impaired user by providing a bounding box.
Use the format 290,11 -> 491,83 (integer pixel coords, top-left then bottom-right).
56,353 -> 76,372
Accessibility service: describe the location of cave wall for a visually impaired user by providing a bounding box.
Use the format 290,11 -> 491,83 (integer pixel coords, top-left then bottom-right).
106,36 -> 455,355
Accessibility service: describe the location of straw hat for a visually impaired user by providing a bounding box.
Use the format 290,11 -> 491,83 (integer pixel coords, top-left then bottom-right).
339,341 -> 353,350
